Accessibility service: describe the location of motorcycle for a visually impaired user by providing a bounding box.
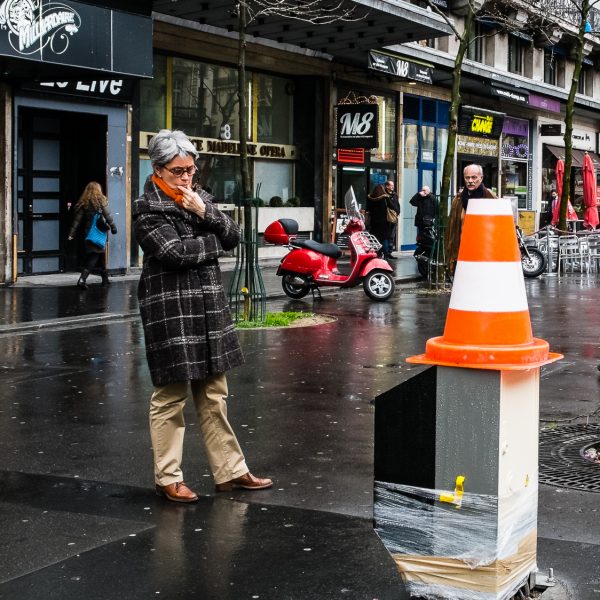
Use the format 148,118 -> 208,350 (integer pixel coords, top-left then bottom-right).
517,227 -> 546,278
413,223 -> 437,278
263,188 -> 395,301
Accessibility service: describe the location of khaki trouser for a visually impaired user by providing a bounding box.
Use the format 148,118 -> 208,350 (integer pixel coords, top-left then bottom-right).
149,373 -> 248,486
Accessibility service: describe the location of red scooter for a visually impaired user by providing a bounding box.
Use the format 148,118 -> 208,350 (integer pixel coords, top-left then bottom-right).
264,188 -> 395,301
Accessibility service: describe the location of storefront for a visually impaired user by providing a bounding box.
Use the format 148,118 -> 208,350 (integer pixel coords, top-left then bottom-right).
333,88 -> 397,213
136,53 -> 316,256
0,0 -> 152,281
501,117 -> 531,208
538,120 -> 600,226
456,106 -> 505,196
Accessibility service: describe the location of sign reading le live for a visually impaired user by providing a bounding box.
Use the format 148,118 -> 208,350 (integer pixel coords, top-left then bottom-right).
336,103 -> 379,149
458,106 -> 505,139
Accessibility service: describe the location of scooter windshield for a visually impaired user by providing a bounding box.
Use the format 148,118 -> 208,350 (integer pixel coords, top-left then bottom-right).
344,186 -> 363,222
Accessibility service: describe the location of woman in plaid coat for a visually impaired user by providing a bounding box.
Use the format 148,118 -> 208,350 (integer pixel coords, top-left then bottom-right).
133,129 -> 272,503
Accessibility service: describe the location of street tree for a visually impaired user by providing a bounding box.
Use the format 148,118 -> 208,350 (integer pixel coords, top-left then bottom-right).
231,0 -> 365,319
423,0 -> 575,270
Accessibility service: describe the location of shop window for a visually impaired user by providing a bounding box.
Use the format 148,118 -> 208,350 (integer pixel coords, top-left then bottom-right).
172,57 -> 241,140
370,94 -> 396,163
403,124 -> 418,170
403,123 -> 419,204
422,99 -> 436,123
421,126 -> 435,163
139,54 -> 167,132
403,95 -> 420,121
403,95 -> 450,198
436,128 -> 448,197
254,160 -> 295,206
197,155 -> 241,204
508,35 -> 523,75
255,74 -> 293,144
501,162 -> 528,209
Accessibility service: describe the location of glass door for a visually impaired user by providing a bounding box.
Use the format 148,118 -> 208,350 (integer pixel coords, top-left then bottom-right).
17,110 -> 63,274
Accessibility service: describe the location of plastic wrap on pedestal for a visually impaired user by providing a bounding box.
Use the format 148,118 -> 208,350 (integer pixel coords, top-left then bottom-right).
374,481 -> 537,600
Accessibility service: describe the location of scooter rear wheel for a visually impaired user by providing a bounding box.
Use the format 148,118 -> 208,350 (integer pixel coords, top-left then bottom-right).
282,273 -> 310,299
416,256 -> 429,278
363,270 -> 395,301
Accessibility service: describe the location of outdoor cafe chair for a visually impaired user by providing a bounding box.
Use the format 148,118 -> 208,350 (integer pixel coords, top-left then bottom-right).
557,235 -> 583,275
585,235 -> 600,272
538,231 -> 559,272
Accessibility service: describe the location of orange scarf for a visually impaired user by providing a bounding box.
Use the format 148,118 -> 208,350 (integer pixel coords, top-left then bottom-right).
152,174 -> 184,206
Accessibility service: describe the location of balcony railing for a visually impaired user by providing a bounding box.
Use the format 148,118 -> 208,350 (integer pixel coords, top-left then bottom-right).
521,0 -> 600,32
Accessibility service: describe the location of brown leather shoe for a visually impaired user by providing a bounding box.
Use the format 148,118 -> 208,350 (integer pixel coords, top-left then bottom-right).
215,472 -> 273,492
155,481 -> 199,503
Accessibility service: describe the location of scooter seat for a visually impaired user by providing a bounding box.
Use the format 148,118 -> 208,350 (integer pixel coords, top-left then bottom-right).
291,239 -> 343,259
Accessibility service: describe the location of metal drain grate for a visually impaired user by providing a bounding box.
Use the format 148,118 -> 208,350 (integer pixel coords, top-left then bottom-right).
539,423 -> 600,492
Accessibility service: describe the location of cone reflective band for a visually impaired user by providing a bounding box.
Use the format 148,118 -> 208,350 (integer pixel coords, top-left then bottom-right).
408,197 -> 562,370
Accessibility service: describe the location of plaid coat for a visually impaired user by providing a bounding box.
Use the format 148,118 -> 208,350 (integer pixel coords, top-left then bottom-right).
133,177 -> 244,386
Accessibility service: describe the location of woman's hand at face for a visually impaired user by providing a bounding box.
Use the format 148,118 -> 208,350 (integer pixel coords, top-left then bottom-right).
178,186 -> 206,218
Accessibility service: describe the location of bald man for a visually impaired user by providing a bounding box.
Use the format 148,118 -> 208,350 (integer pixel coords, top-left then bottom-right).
409,185 -> 436,237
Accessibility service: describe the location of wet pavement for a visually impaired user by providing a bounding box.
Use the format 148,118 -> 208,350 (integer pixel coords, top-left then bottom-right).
1,263 -> 599,599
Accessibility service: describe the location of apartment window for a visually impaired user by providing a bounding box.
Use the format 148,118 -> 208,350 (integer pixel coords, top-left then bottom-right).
578,65 -> 592,95
508,35 -> 523,74
544,49 -> 556,85
467,22 -> 483,63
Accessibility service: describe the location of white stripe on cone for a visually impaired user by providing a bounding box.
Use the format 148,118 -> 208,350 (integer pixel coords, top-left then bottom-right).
466,197 -> 514,216
449,262 -> 529,312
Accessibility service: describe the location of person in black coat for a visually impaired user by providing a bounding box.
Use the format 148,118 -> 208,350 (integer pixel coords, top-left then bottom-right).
409,185 -> 437,238
133,129 -> 272,503
367,180 -> 399,259
68,181 -> 117,288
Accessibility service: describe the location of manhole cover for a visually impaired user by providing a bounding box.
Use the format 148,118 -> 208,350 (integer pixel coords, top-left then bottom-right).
539,423 -> 600,492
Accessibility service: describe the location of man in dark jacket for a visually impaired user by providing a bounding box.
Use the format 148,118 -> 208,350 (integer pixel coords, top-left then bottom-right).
446,164 -> 497,274
409,185 -> 436,238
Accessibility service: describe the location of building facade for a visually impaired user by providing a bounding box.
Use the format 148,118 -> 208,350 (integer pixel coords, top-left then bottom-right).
0,0 -> 153,282
2,0 -> 600,282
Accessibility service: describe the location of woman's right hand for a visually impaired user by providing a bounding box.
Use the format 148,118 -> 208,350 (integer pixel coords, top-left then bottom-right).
179,186 -> 206,218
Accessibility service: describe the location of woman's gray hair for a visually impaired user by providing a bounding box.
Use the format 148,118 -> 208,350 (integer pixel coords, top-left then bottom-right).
148,129 -> 199,166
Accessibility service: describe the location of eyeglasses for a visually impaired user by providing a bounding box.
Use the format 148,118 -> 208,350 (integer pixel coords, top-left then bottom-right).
163,165 -> 197,177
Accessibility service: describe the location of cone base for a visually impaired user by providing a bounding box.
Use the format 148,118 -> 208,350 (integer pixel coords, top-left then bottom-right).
407,336 -> 563,370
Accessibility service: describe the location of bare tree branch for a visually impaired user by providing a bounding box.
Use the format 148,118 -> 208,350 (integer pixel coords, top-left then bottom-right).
238,0 -> 367,25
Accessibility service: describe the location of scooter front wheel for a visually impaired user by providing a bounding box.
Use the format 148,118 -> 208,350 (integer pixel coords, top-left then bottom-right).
521,248 -> 546,278
363,270 -> 395,301
282,273 -> 311,299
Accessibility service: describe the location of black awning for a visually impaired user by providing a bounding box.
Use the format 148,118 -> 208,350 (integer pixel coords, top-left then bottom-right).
0,1 -> 152,78
545,145 -> 600,169
153,0 -> 453,59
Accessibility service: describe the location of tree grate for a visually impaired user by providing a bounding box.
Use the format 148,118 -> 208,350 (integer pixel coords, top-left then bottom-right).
539,423 -> 600,492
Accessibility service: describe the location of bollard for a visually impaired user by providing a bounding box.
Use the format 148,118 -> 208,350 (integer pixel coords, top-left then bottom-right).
374,197 -> 562,600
